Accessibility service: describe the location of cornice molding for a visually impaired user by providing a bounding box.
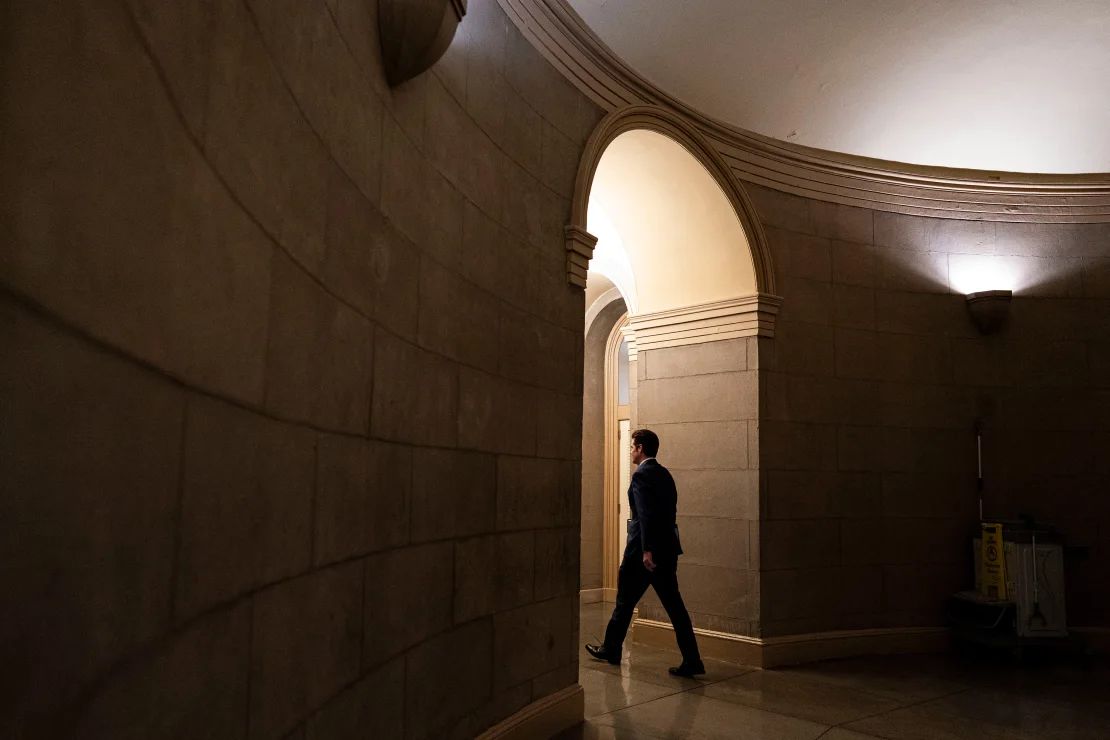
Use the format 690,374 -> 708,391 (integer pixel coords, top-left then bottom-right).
498,0 -> 1110,222
628,294 -> 782,352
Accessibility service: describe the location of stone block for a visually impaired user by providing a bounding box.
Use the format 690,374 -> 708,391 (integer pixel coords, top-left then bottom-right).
411,447 -> 497,541
177,396 -> 314,620
204,0 -> 330,271
834,327 -> 880,380
0,302 -> 183,730
833,284 -> 876,329
324,0 -> 389,96
380,118 -> 465,269
747,184 -> 813,233
455,532 -> 536,622
643,339 -> 748,379
406,619 -> 494,740
371,330 -> 458,447
540,119 -> 581,198
638,371 -> 758,425
877,332 -> 952,383
460,201 -> 507,295
761,520 -> 840,570
504,29 -> 588,142
774,320 -> 836,376
876,290 -> 974,337
674,564 -> 751,620
314,435 -> 412,566
1081,257 -> 1110,298
322,167 -> 379,317
671,469 -> 758,520
883,563 -> 962,616
364,543 -> 454,668
831,240 -> 878,287
448,684 -> 532,740
644,421 -> 749,471
72,602 -> 250,740
467,66 -> 509,142
249,563 -> 363,740
501,87 -> 543,174
808,200 -> 874,245
833,472 -> 882,517
874,213 -> 995,254
534,527 -> 579,600
497,456 -> 577,530
1,0 -> 273,405
305,656 -> 405,740
676,516 -> 749,569
840,520 -> 885,565
881,472 -> 975,520
763,471 -> 840,520
536,389 -> 583,461
759,420 -> 837,472
878,381 -> 970,430
493,598 -> 573,691
418,257 -> 500,372
766,227 -> 832,281
498,306 -> 577,392
248,0 -> 383,203
874,248 -> 950,293
371,222 -> 422,342
265,251 -> 373,433
458,367 -> 538,455
779,278 -> 833,325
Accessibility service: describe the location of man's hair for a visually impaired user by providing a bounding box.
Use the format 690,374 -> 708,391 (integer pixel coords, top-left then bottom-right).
631,428 -> 660,457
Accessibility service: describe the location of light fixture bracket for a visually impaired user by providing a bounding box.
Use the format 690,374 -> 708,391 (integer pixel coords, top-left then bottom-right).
966,290 -> 1012,334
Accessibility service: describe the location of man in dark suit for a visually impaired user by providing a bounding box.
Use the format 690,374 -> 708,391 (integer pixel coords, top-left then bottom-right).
585,429 -> 705,677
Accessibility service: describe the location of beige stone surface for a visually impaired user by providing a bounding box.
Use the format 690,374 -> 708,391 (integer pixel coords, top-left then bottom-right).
249,563 -> 363,740
406,620 -> 494,740
534,527 -> 580,600
248,0 -> 384,204
672,469 -> 759,520
454,532 -> 536,622
646,421 -> 749,471
265,252 -> 373,432
305,657 -> 405,740
497,456 -> 577,530
411,448 -> 497,541
0,302 -> 183,731
314,435 -> 412,566
494,598 -> 575,691
363,543 -> 454,669
0,0 -> 273,405
371,330 -> 458,446
204,0 -> 330,272
639,370 -> 758,424
72,601 -> 250,740
642,339 -> 749,379
176,396 -> 314,619
678,516 -> 750,570
458,366 -> 538,455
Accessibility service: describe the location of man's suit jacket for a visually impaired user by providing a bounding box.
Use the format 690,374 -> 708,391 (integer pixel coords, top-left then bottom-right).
626,458 -> 683,562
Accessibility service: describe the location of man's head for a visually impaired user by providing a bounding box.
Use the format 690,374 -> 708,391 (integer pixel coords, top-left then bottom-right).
630,428 -> 660,465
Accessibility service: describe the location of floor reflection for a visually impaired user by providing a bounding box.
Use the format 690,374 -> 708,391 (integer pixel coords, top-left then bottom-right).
563,602 -> 1109,740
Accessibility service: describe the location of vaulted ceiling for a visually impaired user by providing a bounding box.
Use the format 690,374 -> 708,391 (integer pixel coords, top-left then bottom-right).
566,0 -> 1110,174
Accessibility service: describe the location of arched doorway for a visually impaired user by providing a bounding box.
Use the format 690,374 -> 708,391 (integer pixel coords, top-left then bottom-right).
575,107 -> 781,652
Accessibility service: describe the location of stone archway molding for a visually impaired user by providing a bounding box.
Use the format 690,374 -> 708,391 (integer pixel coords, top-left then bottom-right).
567,104 -> 777,296
501,0 -> 1110,222
567,104 -> 783,340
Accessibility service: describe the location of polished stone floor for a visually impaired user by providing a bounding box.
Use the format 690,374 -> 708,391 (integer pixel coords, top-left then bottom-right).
560,602 -> 1109,739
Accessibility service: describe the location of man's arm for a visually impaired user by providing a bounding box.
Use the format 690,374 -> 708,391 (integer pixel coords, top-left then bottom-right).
630,472 -> 657,571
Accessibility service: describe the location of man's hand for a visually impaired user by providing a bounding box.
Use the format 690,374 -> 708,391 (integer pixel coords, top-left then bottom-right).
642,551 -> 656,572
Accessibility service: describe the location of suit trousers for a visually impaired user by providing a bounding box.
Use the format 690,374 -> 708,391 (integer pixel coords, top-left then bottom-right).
602,545 -> 701,664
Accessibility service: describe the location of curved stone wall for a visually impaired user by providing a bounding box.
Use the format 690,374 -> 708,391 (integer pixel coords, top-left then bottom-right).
750,185 -> 1110,637
0,0 -> 601,736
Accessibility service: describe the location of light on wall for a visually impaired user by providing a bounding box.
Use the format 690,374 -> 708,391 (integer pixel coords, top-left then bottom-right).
966,290 -> 1012,334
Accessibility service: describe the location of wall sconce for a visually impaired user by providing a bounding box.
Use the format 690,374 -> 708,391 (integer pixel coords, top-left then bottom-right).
966,290 -> 1012,334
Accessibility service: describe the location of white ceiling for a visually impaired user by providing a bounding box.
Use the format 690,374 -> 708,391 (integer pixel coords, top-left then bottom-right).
566,0 -> 1110,174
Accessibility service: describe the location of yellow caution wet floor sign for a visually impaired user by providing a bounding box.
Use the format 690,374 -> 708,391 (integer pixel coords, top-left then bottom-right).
980,523 -> 1008,601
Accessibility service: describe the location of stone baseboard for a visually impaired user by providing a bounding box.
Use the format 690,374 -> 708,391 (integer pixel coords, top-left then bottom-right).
632,618 -> 949,668
476,685 -> 584,740
579,588 -> 616,605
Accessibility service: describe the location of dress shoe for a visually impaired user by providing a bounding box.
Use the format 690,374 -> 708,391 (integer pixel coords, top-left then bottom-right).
668,660 -> 706,677
584,643 -> 621,665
